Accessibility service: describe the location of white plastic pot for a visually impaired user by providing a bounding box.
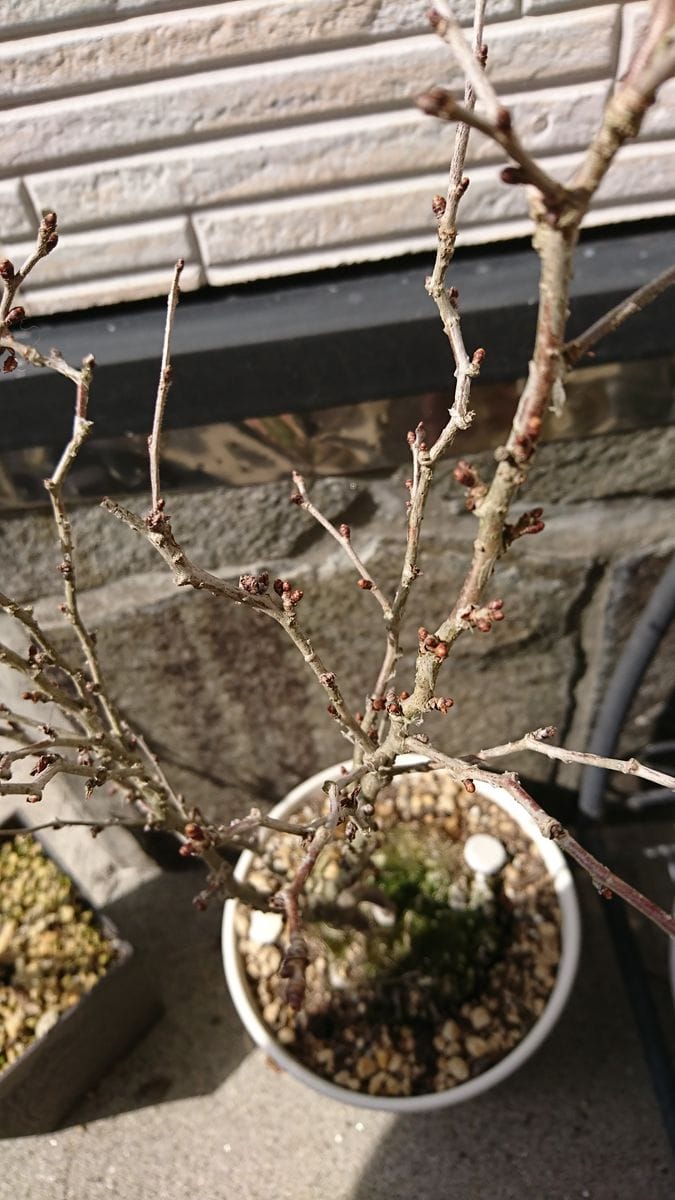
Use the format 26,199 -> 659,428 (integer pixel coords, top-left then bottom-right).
222,756 -> 581,1112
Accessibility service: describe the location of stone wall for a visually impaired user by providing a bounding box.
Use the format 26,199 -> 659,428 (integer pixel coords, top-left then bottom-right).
2,418 -> 674,823
1,0 -> 674,315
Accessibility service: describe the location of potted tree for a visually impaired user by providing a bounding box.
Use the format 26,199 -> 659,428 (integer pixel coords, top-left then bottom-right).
0,0 -> 674,1116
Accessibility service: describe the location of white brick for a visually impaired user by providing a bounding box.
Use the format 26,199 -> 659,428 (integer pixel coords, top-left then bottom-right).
194,140 -> 675,280
193,171 -> 530,271
0,2 -> 242,33
0,180 -> 37,242
18,262 -> 203,317
369,0 -> 518,33
0,0 -> 465,103
8,7 -> 619,174
523,1 -> 609,12
594,139 -> 675,204
5,217 -> 194,286
0,1 -> 117,32
26,84 -> 608,227
616,1 -> 654,76
0,2 -> 618,105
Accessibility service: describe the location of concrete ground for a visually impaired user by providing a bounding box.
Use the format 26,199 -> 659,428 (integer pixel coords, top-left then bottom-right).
1,829 -> 674,1200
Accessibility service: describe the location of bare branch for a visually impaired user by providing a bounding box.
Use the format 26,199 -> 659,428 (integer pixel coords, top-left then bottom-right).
0,212 -> 59,322
0,817 -> 148,837
477,727 -> 675,791
564,263 -> 675,368
405,737 -> 675,939
417,87 -> 568,208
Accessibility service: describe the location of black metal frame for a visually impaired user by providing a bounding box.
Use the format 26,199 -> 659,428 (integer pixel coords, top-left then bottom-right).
0,221 -> 673,454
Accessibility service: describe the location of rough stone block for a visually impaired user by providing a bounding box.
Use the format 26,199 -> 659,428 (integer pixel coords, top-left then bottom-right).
0,476 -> 367,601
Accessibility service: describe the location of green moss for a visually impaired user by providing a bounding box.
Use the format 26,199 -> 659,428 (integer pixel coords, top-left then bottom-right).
317,824 -> 511,1017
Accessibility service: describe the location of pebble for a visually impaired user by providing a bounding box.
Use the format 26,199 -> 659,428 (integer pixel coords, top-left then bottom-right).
356,1055 -> 377,1079
248,910 -> 283,946
466,1035 -> 488,1059
469,1006 -> 491,1032
446,1056 -> 470,1082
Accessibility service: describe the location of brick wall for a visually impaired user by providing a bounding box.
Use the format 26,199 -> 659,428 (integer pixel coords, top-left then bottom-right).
1,0 -> 673,315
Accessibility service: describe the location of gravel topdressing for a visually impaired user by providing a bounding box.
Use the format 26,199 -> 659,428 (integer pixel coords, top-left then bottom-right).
237,772 -> 561,1098
0,833 -> 117,1073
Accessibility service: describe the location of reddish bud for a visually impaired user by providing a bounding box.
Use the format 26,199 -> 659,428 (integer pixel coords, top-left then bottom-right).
418,627 -> 428,640
437,696 -> 454,713
406,430 -> 416,446
273,579 -> 285,595
0,259 -> 14,282
289,588 -> 303,605
501,166 -> 527,186
45,232 -> 59,254
3,353 -> 18,374
6,306 -> 25,329
453,460 -> 476,487
463,779 -> 476,794
434,641 -> 448,660
319,672 -> 336,688
339,523 -> 351,539
416,86 -> 457,121
326,704 -> 338,717
495,107 -> 512,132
432,194 -> 446,218
387,701 -> 402,716
184,821 -> 205,841
42,211 -> 57,229
193,896 -> 207,912
405,478 -> 413,490
476,618 -> 492,633
423,634 -> 439,650
458,176 -> 470,197
399,691 -> 410,700
371,697 -> 386,712
357,578 -> 373,590
290,492 -> 303,506
471,347 -> 486,368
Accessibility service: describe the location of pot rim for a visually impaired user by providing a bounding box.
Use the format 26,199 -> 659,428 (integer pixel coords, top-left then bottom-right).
222,755 -> 581,1112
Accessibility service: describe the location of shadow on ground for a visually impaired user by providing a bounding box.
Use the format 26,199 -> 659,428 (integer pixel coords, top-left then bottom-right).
350,870 -> 674,1200
60,862 -> 251,1127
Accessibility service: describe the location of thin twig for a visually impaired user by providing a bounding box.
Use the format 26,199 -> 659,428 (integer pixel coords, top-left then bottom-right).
477,727 -> 675,791
417,88 -> 568,207
362,0 -> 488,727
563,263 -> 675,368
0,213 -> 59,322
0,817 -> 148,837
103,499 -> 372,753
149,259 -> 184,515
291,471 -> 392,619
